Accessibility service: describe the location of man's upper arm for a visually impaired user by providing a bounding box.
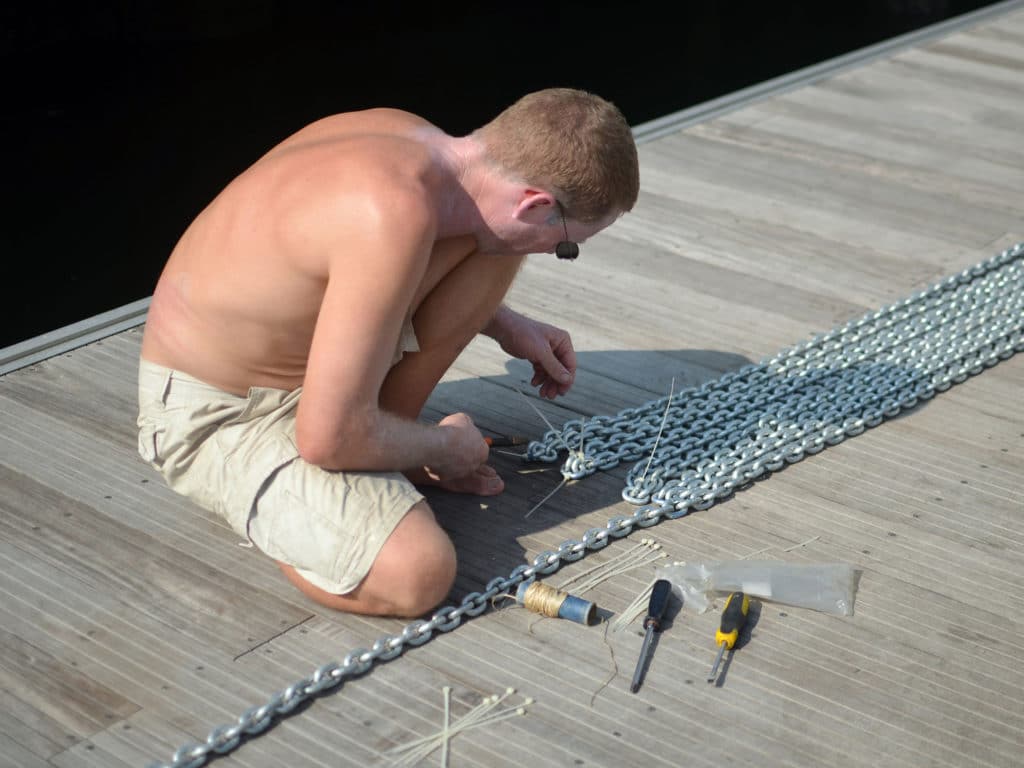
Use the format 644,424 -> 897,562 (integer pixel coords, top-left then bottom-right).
295,199 -> 433,466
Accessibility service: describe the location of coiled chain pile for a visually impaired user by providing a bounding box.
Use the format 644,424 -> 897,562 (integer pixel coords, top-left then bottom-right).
526,241 -> 1023,517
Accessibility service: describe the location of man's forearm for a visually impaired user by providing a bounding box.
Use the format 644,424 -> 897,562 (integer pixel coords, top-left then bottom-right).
298,406 -> 449,473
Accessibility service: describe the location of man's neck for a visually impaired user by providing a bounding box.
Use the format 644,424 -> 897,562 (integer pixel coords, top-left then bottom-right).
428,135 -> 498,240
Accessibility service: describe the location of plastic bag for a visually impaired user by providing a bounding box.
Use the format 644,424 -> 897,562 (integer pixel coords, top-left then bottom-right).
657,560 -> 861,616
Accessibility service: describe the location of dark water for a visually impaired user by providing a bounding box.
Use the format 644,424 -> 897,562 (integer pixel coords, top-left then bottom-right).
1,1 -> 1000,348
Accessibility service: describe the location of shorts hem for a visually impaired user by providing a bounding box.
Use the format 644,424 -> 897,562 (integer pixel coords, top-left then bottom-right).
285,489 -> 424,595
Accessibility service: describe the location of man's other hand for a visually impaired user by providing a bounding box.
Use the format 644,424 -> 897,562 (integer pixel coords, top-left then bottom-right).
495,312 -> 577,399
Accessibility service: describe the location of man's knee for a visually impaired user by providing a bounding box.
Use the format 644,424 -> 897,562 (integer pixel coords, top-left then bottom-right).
276,502 -> 455,618
388,549 -> 456,617
374,502 -> 456,616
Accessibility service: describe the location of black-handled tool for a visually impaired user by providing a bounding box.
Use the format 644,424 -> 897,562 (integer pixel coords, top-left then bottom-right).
484,435 -> 529,447
707,591 -> 750,683
629,578 -> 672,693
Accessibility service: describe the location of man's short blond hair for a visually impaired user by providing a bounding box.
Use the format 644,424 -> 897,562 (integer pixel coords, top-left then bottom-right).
473,88 -> 639,223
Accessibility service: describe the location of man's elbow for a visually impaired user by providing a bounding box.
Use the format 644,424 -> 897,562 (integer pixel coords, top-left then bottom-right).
295,420 -> 360,469
295,432 -> 332,468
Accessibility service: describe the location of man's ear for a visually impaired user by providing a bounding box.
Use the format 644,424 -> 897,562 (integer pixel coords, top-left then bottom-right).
513,189 -> 556,223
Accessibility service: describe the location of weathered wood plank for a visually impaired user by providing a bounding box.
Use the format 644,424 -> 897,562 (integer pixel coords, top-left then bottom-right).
47,741 -> 136,768
642,131 -> 1018,252
79,709 -> 270,768
898,42 -> 1024,90
925,38 -> 1024,71
0,626 -> 139,742
763,75 -> 1024,167
689,118 -> 1023,216
965,17 -> 1024,44
0,387 -> 307,607
0,555 -> 326,768
0,339 -> 141,448
0,463 -> 312,656
0,733 -> 53,768
0,688 -> 70,761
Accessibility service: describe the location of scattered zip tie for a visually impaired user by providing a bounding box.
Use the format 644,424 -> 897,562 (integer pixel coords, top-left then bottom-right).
610,578 -> 656,634
740,534 -> 821,559
515,387 -> 579,462
571,544 -> 666,596
390,688 -> 521,762
557,540 -> 651,591
638,377 -> 676,485
384,687 -> 531,766
491,448 -> 528,458
609,562 -> 685,633
442,686 -> 451,768
557,538 -> 667,596
524,477 -> 567,519
513,387 -> 578,519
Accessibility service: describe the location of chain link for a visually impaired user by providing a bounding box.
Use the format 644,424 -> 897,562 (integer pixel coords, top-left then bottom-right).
149,243 -> 1022,768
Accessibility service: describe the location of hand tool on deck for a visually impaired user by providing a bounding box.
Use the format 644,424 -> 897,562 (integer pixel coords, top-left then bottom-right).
629,578 -> 672,693
484,435 -> 529,447
707,592 -> 750,683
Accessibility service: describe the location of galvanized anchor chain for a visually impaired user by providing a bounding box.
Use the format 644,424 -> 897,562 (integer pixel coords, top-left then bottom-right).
525,241 -> 1024,515
149,242 -> 1022,768
150,546 -> 608,768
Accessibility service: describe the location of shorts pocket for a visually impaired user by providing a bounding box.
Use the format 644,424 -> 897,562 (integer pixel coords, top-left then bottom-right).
249,462 -> 352,581
136,413 -> 165,467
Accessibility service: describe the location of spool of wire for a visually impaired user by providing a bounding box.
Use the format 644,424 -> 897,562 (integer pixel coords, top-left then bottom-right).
516,580 -> 596,625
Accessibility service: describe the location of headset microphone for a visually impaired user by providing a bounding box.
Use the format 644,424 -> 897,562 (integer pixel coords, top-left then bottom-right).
555,200 -> 579,260
556,241 -> 580,260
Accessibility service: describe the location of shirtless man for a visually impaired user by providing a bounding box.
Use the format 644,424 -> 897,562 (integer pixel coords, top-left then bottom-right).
137,88 -> 639,617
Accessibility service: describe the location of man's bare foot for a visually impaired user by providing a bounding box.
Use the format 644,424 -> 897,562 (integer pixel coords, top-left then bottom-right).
407,464 -> 505,496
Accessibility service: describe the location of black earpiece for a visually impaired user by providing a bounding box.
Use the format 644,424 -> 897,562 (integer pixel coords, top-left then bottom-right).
556,241 -> 580,260
555,200 -> 579,260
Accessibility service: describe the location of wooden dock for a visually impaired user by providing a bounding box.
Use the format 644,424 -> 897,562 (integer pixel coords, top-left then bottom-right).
2,4 -> 1022,767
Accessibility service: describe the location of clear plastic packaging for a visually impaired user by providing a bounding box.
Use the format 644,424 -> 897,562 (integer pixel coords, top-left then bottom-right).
657,560 -> 861,616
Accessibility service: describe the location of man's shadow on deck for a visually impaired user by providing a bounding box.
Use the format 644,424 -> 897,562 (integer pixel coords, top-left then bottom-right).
423,346 -> 931,594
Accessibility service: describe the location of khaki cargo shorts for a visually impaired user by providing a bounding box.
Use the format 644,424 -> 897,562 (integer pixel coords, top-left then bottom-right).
136,338 -> 424,595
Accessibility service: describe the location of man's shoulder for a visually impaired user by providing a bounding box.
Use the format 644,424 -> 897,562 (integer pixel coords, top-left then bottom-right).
312,159 -> 438,261
258,110 -> 445,258
273,112 -> 441,200
275,108 -> 439,156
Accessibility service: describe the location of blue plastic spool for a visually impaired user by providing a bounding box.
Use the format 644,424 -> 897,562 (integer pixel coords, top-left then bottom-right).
516,580 -> 596,625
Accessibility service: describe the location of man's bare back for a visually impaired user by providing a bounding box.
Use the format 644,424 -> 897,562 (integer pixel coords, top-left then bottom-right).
142,108 -> 470,397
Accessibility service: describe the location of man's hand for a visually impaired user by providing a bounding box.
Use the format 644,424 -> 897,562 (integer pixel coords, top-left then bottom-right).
424,412 -> 492,481
401,413 -> 503,496
486,307 -> 577,399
